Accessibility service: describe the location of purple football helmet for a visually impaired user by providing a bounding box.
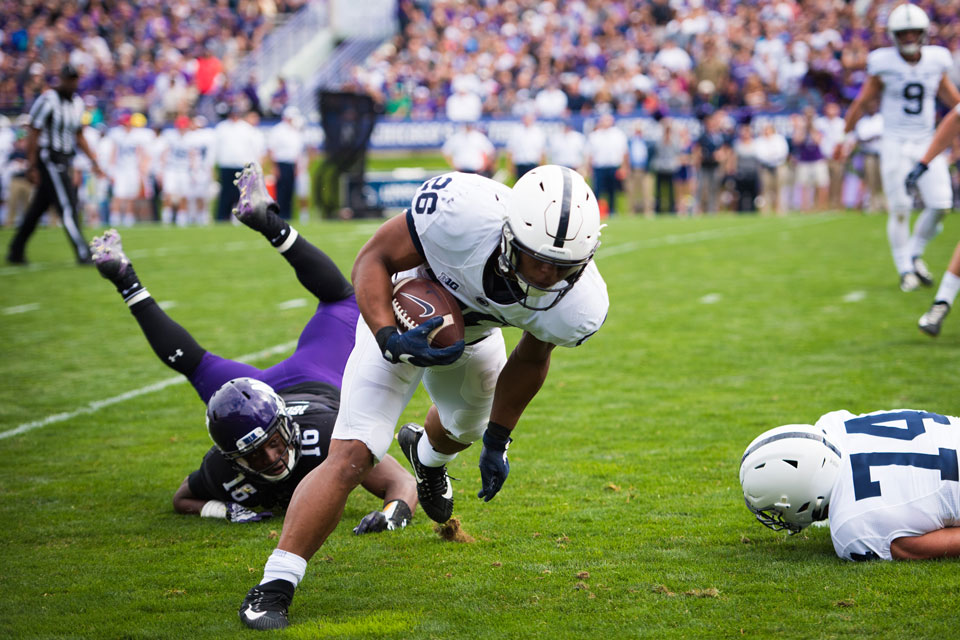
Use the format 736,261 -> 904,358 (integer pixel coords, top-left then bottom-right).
206,378 -> 300,482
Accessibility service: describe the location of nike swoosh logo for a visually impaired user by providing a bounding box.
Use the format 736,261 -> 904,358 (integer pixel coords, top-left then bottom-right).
442,479 -> 453,500
243,607 -> 268,621
398,293 -> 436,318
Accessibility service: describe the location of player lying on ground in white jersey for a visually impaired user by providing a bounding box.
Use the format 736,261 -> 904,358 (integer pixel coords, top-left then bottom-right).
839,3 -> 960,292
740,409 -> 960,561
237,165 -> 610,630
905,103 -> 960,337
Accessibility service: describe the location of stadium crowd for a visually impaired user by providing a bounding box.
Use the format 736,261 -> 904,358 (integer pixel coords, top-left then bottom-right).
0,0 -> 306,121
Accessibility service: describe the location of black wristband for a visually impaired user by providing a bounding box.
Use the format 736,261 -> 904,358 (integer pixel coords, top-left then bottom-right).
485,420 -> 513,445
375,326 -> 399,355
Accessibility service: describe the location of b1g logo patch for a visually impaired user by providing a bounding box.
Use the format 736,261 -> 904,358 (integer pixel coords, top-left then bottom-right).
438,272 -> 460,291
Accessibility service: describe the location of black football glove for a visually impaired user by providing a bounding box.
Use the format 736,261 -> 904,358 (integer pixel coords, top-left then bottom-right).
375,317 -> 464,367
905,161 -> 928,194
477,422 -> 512,502
353,499 -> 413,535
225,502 -> 272,523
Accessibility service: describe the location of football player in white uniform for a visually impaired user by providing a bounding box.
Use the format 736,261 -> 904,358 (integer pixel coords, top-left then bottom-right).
158,115 -> 195,225
740,409 -> 960,561
906,103 -> 960,336
109,114 -> 146,227
237,165 -> 609,630
840,3 -> 960,292
186,115 -> 216,225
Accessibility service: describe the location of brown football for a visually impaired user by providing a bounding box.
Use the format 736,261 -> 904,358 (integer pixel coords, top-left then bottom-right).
392,277 -> 465,349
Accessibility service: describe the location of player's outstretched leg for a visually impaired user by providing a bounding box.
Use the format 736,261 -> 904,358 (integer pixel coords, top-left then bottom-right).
918,301 -> 950,337
239,579 -> 294,630
91,229 -> 207,377
234,161 -> 353,302
397,423 -> 454,523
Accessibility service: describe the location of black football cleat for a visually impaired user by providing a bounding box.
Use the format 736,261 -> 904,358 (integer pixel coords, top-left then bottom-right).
239,579 -> 294,631
398,423 -> 453,523
918,301 -> 950,337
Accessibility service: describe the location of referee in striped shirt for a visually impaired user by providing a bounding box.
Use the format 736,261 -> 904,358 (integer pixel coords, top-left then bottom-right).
7,64 -> 105,265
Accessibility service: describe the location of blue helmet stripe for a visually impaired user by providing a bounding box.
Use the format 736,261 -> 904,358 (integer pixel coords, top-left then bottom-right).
553,167 -> 573,248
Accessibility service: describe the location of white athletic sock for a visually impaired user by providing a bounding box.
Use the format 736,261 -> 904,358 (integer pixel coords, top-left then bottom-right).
910,208 -> 946,258
935,272 -> 960,306
161,207 -> 173,225
417,434 -> 457,467
260,549 -> 307,587
887,211 -> 912,274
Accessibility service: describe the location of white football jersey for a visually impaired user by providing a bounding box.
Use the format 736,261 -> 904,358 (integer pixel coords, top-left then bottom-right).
867,46 -> 953,138
160,129 -> 193,172
404,172 -> 608,348
818,409 -> 960,561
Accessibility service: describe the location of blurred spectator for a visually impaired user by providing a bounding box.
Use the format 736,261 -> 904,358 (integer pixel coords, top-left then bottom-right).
535,80 -> 568,119
693,112 -> 729,215
267,106 -> 305,220
791,112 -> 828,212
548,119 -> 587,172
730,124 -> 760,213
650,119 -> 682,215
267,77 -> 290,119
194,43 -> 224,97
442,123 -> 495,176
626,121 -> 653,217
586,113 -> 628,216
507,113 -> 545,181
816,102 -> 847,209
446,78 -> 483,122
852,103 -> 885,213
756,122 -> 790,216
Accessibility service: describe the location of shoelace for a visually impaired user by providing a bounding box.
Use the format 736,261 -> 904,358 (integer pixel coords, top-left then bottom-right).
926,304 -> 949,323
250,587 -> 290,611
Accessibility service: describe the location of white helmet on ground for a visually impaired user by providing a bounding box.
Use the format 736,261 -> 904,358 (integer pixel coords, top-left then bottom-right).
498,165 -> 602,310
739,424 -> 843,533
887,4 -> 929,57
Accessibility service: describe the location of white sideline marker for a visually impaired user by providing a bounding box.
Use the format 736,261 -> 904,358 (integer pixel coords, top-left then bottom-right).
0,340 -> 297,441
700,293 -> 722,304
843,291 -> 866,303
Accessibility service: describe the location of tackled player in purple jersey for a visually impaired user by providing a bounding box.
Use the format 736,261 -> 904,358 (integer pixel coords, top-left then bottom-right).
89,162 -> 416,533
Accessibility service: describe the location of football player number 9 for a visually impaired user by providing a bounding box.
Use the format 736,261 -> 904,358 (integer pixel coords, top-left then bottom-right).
902,83 -> 924,115
843,411 -> 957,501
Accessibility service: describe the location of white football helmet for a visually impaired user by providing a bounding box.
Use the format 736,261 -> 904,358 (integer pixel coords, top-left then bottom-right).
739,424 -> 843,533
887,4 -> 929,57
498,165 -> 601,310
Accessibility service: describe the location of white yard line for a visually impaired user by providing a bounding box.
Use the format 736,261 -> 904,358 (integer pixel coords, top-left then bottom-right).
3,302 -> 41,315
0,340 -> 297,441
277,298 -> 309,310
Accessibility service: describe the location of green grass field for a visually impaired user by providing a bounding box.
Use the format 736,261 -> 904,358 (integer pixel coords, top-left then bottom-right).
2,211 -> 959,639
